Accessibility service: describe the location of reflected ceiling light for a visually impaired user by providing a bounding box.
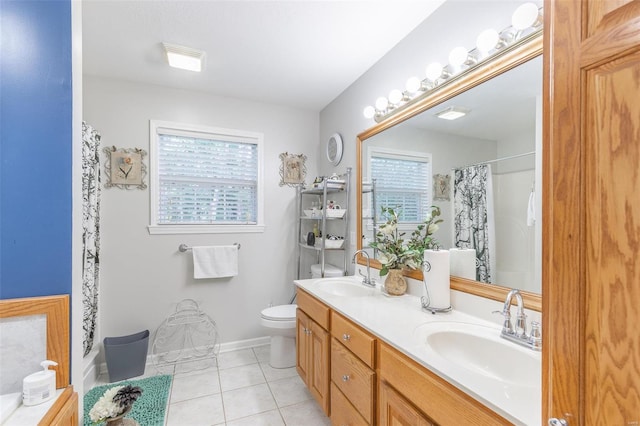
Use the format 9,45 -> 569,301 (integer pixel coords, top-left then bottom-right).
363,106 -> 376,119
476,29 -> 500,55
512,2 -> 541,30
425,62 -> 444,82
435,106 -> 470,120
163,42 -> 205,72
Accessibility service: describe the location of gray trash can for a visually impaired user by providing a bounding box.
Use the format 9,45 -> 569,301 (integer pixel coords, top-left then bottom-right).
104,330 -> 149,382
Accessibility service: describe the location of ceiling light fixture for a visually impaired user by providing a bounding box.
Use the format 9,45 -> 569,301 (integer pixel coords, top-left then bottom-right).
435,106 -> 470,120
363,4 -> 543,122
162,42 -> 205,72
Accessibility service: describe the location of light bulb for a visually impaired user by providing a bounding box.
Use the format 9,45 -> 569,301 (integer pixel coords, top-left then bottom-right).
388,89 -> 403,105
448,47 -> 468,68
476,29 -> 499,53
425,62 -> 443,82
375,97 -> 389,111
405,76 -> 422,94
363,106 -> 376,119
512,3 -> 539,30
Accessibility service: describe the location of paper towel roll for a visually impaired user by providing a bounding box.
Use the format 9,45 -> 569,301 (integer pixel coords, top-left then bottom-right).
449,248 -> 476,280
423,250 -> 450,309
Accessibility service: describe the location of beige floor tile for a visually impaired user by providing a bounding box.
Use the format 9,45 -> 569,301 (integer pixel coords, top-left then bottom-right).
166,393 -> 225,426
268,375 -> 312,408
219,363 -> 266,392
225,409 -> 285,426
170,368 -> 220,403
279,400 -> 330,426
218,348 -> 258,370
173,357 -> 218,375
222,383 -> 277,421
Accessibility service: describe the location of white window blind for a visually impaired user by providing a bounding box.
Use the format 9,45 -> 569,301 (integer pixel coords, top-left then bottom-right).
148,121 -> 264,234
370,150 -> 432,223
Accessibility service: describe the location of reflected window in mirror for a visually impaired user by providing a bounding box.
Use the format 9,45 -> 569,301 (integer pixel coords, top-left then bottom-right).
366,147 -> 432,231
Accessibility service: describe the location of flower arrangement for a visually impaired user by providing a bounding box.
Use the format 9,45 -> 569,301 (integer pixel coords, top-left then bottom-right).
370,206 -> 442,276
89,385 -> 143,424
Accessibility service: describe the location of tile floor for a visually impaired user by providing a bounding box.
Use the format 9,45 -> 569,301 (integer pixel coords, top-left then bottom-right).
93,345 -> 331,426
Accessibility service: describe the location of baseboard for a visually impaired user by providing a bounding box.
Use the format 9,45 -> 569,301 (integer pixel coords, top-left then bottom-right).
93,336 -> 271,378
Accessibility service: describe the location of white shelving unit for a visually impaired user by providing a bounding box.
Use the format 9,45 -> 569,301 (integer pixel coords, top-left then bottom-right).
296,168 -> 351,278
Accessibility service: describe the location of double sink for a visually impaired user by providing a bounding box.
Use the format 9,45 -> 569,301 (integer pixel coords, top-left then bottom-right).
306,275 -> 541,423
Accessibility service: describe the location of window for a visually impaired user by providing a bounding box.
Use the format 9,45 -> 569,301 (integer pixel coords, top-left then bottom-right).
148,120 -> 264,234
367,147 -> 432,227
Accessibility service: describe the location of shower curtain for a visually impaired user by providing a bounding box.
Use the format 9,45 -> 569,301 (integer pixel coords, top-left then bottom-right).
453,164 -> 496,283
82,122 -> 101,356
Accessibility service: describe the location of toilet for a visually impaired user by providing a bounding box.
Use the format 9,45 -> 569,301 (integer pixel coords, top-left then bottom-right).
261,265 -> 343,369
260,304 -> 297,368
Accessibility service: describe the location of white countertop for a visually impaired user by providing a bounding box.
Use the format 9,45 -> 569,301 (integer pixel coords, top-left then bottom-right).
294,277 -> 541,426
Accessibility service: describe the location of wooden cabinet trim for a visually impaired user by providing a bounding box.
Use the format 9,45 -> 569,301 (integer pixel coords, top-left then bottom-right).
378,342 -> 511,426
330,382 -> 369,426
0,295 -> 70,389
39,386 -> 77,426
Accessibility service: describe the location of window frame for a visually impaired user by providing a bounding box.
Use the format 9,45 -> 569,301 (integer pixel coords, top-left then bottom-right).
366,146 -> 433,231
148,120 -> 265,235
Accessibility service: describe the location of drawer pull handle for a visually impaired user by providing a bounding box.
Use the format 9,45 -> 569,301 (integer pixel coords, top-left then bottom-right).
342,374 -> 350,382
342,333 -> 351,341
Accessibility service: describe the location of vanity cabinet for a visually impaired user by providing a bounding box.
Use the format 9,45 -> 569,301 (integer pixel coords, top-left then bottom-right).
296,168 -> 350,279
296,290 -> 331,415
330,312 -> 376,424
377,343 -> 511,426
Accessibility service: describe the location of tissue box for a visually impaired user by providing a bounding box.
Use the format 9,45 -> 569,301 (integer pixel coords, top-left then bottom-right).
316,239 -> 344,249
325,209 -> 346,218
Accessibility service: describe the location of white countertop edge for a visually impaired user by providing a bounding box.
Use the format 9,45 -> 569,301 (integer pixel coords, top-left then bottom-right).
294,277 -> 541,426
2,389 -> 65,426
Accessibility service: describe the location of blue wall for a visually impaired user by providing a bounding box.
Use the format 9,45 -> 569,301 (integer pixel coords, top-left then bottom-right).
0,0 -> 72,298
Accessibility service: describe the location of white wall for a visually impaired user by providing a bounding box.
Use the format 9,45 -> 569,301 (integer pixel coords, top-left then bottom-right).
84,76 -> 319,346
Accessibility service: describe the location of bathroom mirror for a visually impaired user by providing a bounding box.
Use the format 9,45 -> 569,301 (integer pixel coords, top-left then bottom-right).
356,32 -> 542,310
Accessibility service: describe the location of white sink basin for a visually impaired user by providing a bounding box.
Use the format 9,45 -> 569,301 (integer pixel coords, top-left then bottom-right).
413,321 -> 540,388
311,277 -> 376,297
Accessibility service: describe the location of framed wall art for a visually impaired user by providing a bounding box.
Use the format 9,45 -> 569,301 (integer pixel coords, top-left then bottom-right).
103,146 -> 147,189
279,152 -> 307,187
433,174 -> 450,201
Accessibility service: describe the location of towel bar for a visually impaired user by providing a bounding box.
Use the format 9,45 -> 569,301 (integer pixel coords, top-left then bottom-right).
178,243 -> 241,252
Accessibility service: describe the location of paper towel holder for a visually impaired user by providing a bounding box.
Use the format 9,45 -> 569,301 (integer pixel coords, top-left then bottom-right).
421,260 -> 453,314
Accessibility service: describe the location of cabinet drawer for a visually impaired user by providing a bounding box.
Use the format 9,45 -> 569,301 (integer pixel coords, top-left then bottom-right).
331,338 -> 375,423
378,342 -> 511,426
297,289 -> 330,330
330,383 -> 369,426
331,311 -> 375,367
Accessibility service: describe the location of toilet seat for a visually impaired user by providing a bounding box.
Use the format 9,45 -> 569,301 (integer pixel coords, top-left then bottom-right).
261,304 -> 297,321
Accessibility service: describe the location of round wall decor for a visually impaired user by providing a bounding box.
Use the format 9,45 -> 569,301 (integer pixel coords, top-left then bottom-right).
326,133 -> 343,166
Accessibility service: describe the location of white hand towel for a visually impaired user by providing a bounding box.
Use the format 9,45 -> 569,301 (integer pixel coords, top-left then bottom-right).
192,245 -> 238,279
527,191 -> 536,227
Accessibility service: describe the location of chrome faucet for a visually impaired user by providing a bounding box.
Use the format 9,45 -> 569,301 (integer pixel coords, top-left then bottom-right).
352,250 -> 375,287
493,289 -> 542,351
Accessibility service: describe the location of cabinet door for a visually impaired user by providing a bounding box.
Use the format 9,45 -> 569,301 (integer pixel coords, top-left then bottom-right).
379,381 -> 433,426
545,1 -> 640,422
309,318 -> 330,415
296,309 -> 310,385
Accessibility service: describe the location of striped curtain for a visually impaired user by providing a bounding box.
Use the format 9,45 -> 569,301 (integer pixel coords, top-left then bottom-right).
82,122 -> 101,356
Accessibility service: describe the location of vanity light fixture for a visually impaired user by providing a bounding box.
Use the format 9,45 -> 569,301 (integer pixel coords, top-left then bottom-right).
363,3 -> 543,122
435,106 -> 470,121
162,42 -> 205,72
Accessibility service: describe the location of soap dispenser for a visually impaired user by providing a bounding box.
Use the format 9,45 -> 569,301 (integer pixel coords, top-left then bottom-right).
23,360 -> 58,406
